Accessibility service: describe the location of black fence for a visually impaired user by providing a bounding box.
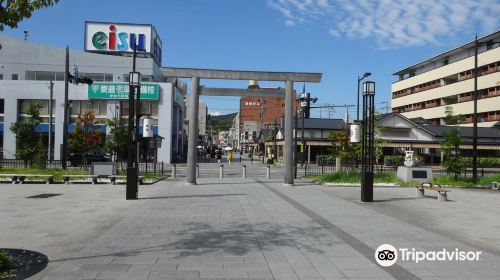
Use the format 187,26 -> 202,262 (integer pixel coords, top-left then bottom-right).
0,159 -> 167,174
303,163 -> 500,178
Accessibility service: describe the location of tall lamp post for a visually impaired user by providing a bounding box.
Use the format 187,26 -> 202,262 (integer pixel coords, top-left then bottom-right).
357,72 -> 371,121
299,91 -> 317,167
127,43 -> 140,200
127,71 -> 140,200
361,81 -> 375,202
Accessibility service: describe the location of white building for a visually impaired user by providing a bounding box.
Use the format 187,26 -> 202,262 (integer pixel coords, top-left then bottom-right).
0,23 -> 185,162
392,30 -> 500,127
184,98 -> 208,140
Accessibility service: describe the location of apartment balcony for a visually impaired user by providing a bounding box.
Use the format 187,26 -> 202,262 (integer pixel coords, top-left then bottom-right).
458,95 -> 473,102
485,114 -> 500,122
485,88 -> 499,98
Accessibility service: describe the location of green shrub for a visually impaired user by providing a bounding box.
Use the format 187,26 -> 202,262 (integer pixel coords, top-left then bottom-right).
384,155 -> 404,166
461,157 -> 500,168
0,251 -> 15,279
316,155 -> 336,166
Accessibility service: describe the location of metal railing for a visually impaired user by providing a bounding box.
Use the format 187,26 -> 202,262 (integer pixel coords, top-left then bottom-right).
303,163 -> 499,178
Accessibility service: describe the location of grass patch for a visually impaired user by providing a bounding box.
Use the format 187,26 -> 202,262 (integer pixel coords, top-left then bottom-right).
306,172 -> 500,187
433,174 -> 500,187
0,168 -> 166,183
307,171 -> 411,186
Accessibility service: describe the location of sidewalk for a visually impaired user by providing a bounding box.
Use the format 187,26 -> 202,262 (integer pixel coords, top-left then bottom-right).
1,177 -> 499,279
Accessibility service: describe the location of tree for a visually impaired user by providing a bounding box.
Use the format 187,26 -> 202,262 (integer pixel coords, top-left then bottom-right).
104,117 -> 128,162
327,130 -> 360,168
0,0 -> 59,31
68,111 -> 104,154
10,101 -> 43,166
441,106 -> 466,179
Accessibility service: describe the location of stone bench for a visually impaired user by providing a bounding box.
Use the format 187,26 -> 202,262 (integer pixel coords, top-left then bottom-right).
416,183 -> 450,202
0,174 -> 54,184
108,175 -> 144,185
63,175 -> 100,185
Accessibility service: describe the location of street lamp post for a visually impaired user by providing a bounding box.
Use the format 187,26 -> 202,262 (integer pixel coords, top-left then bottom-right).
127,45 -> 140,200
299,91 -> 317,167
357,72 -> 371,121
361,81 -> 375,202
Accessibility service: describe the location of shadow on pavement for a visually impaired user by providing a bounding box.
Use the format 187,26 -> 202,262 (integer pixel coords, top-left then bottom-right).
50,222 -> 331,263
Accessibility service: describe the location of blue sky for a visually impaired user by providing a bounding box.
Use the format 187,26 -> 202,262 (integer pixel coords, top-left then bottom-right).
3,0 -> 499,118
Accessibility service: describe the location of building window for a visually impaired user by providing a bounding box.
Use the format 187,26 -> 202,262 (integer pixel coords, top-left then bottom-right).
70,100 -> 107,116
80,73 -> 113,82
18,99 -> 55,123
12,74 -> 18,80
25,71 -> 65,81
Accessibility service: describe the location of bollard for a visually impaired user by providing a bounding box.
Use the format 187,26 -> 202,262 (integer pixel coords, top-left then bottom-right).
242,165 -> 246,178
266,165 -> 271,179
196,164 -> 200,178
172,164 -> 177,178
219,164 -> 224,179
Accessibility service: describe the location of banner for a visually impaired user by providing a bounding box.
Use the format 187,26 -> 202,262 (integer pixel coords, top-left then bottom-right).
88,83 -> 159,100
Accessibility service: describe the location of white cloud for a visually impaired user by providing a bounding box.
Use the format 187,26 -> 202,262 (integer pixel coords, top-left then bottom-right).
267,0 -> 500,48
209,111 -> 222,116
328,28 -> 340,37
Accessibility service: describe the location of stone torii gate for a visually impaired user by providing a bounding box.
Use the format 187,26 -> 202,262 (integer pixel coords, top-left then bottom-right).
162,67 -> 322,185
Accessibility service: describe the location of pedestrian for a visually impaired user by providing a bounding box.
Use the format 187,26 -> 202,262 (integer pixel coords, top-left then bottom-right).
210,147 -> 215,162
216,149 -> 222,165
227,150 -> 233,166
249,149 -> 253,163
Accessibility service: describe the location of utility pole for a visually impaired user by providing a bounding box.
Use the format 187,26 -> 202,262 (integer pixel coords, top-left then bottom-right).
62,46 -> 69,169
472,35 -> 478,182
48,79 -> 54,162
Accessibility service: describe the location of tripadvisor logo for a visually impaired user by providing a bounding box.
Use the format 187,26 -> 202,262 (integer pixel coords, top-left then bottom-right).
375,244 -> 481,267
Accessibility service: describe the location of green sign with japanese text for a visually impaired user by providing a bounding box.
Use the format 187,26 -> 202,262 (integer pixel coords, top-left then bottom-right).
88,83 -> 159,100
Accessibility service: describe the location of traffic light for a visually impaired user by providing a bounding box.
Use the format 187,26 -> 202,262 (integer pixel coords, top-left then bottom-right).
300,92 -> 318,118
68,74 -> 93,85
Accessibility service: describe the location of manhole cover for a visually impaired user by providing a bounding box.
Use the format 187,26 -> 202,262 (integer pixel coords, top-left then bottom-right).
26,194 -> 61,199
0,248 -> 48,279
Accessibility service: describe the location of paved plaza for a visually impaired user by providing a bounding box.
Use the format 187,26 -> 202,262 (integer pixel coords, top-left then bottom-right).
1,165 -> 500,280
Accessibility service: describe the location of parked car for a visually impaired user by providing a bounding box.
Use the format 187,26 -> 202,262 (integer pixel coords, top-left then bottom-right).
67,147 -> 111,167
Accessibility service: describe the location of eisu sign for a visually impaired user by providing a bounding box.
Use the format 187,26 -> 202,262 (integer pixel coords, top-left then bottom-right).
85,22 -> 162,64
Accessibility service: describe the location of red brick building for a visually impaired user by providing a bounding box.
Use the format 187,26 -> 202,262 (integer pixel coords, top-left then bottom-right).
239,95 -> 300,124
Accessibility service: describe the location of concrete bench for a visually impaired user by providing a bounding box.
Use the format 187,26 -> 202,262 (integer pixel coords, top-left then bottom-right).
63,175 -> 99,185
416,183 -> 450,202
0,174 -> 54,184
108,175 -> 144,185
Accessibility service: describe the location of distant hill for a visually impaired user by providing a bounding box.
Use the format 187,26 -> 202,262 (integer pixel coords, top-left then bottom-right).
209,113 -> 237,132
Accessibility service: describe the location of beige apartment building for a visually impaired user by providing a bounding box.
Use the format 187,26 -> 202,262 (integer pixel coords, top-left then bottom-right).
391,31 -> 500,127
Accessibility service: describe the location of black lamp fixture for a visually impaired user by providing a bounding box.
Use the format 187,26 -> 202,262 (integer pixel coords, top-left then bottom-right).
357,72 -> 371,121
129,71 -> 141,87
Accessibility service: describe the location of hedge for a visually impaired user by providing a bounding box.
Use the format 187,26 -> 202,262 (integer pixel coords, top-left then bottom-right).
462,157 -> 500,168
316,155 -> 336,166
384,154 -> 424,166
384,155 -> 404,166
